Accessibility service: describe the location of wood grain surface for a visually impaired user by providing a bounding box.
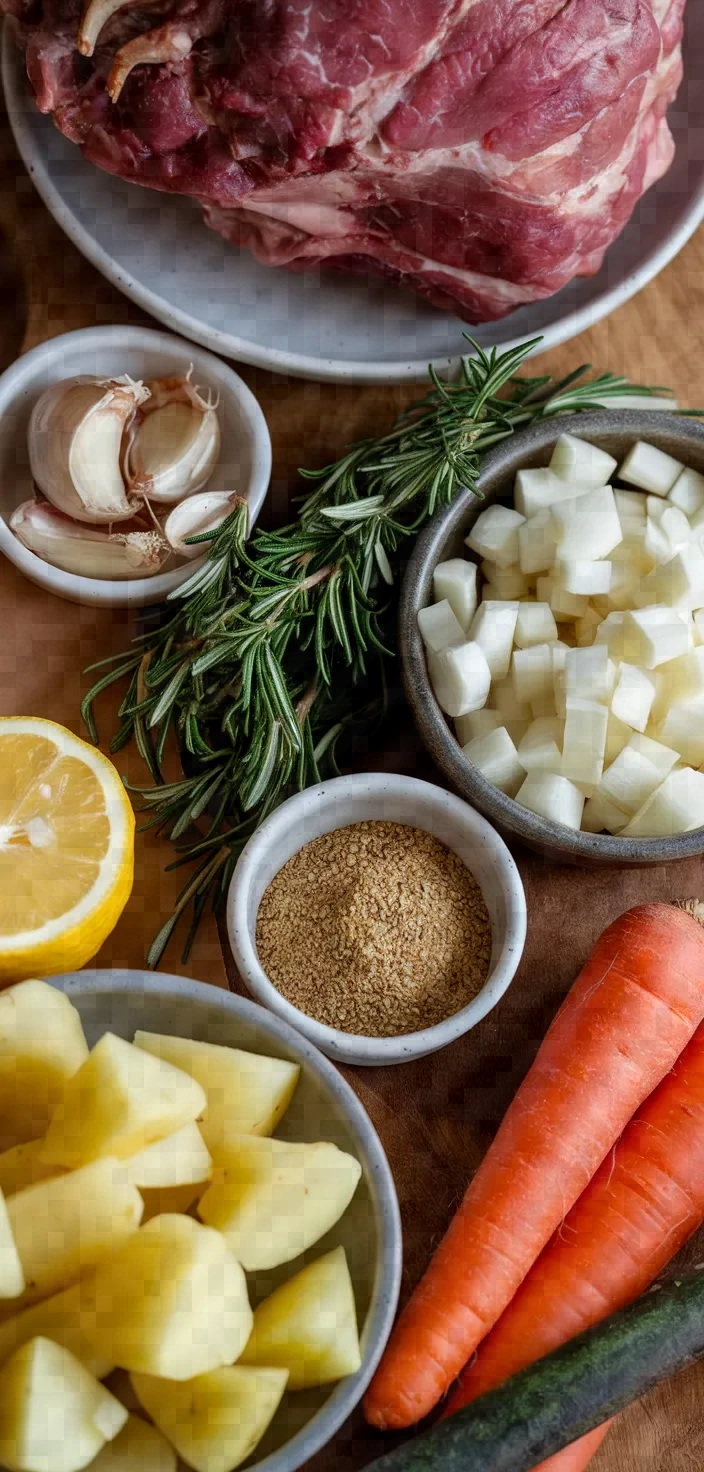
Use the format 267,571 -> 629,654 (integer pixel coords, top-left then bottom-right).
1,80 -> 704,1472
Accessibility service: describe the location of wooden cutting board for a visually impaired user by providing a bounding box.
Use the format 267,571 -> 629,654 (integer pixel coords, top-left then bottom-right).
1,85 -> 704,1471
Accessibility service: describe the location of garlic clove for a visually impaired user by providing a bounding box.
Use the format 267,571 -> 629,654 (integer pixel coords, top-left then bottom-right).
29,376 -> 149,524
10,500 -> 171,580
163,490 -> 240,558
124,371 -> 221,505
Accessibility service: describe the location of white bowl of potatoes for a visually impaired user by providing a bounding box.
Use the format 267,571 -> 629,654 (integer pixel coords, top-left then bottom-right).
400,411 -> 704,863
0,972 -> 401,1472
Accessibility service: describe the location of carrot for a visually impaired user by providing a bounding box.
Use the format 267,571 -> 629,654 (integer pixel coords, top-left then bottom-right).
364,902 -> 704,1430
444,1015 -> 704,1469
531,1428 -> 612,1472
530,1425 -> 612,1472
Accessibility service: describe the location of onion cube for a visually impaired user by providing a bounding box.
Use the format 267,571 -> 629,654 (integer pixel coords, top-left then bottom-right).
418,600 -> 465,653
552,642 -> 569,717
636,544 -> 704,612
551,486 -> 622,562
482,563 -> 530,600
530,693 -> 557,720
515,772 -> 585,831
428,641 -> 491,718
504,717 -> 532,747
492,674 -> 532,724
518,717 -> 564,774
618,441 -> 684,497
599,732 -> 679,813
562,698 -> 609,789
615,488 -> 647,528
514,468 -> 582,518
462,726 -> 526,796
645,517 -> 672,567
669,466 -> 704,517
646,495 -> 669,524
606,712 -> 632,764
653,646 -> 704,715
514,602 -> 558,649
656,696 -> 704,766
549,434 -> 617,489
466,505 -> 525,569
518,510 -> 557,576
537,575 -> 589,621
604,558 -> 649,614
455,709 -> 500,745
558,560 -> 612,597
611,663 -> 656,733
469,600 -> 520,679
564,645 -> 614,703
432,559 -> 478,631
622,606 -> 690,668
512,644 -> 554,707
575,607 -> 604,647
594,611 -> 626,659
660,506 -> 692,552
622,768 -> 704,837
582,791 -> 629,834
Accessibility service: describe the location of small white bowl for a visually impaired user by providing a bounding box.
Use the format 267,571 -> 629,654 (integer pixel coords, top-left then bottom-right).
0,325 -> 272,606
227,772 -> 527,1066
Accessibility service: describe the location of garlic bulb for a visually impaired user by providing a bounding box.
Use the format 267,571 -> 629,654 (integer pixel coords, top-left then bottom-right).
11,500 -> 171,580
124,372 -> 221,505
163,490 -> 241,558
28,376 -> 150,524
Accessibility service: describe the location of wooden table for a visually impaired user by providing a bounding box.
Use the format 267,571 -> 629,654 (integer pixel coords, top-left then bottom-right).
2,86 -> 704,1472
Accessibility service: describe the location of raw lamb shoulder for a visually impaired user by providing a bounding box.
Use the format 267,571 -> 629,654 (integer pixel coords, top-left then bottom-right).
5,0 -> 686,322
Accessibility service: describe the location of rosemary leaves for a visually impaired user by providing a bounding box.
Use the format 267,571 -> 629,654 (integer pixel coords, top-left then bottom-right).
81,335 -> 678,965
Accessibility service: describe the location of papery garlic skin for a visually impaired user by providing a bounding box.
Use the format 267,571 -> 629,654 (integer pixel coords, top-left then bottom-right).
10,500 -> 170,580
28,376 -> 149,524
125,372 -> 221,505
164,490 -> 240,558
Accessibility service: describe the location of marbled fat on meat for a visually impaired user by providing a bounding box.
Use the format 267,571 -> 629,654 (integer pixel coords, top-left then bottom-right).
5,0 -> 687,321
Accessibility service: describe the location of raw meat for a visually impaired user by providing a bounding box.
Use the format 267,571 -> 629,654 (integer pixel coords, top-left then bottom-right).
3,0 -> 686,321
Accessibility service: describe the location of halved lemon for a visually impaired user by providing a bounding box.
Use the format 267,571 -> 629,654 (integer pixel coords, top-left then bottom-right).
0,718 -> 135,981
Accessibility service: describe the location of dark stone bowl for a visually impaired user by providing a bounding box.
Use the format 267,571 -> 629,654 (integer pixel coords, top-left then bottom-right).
399,410 -> 704,866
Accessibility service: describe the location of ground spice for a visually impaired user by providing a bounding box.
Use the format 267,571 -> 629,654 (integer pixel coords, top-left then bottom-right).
255,820 -> 492,1037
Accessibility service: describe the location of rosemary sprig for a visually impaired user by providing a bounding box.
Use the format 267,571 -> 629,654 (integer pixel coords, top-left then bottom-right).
81,335 -> 685,965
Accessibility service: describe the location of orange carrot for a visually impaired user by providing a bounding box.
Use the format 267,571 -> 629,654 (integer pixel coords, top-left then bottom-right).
443,1014 -> 704,1465
530,1427 -> 612,1472
365,903 -> 704,1430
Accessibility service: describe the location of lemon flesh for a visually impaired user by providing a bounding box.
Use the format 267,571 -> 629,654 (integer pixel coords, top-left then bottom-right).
0,719 -> 134,980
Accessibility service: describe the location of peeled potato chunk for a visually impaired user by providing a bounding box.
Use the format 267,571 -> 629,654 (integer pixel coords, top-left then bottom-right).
240,1245 -> 362,1390
7,1157 -> 143,1306
133,1033 -> 300,1154
0,1190 -> 24,1299
132,1366 -> 288,1472
0,1140 -> 64,1198
124,1123 -> 212,1190
0,981 -> 88,1150
0,1337 -> 127,1472
42,1034 -> 207,1170
0,1281 -> 112,1381
82,1214 -> 252,1381
198,1136 -> 362,1271
83,1414 -> 176,1472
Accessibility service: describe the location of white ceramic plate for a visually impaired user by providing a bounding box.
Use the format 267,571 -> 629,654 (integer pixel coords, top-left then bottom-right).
3,13 -> 704,384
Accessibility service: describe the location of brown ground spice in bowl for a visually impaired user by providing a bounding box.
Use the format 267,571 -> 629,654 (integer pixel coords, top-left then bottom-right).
255,820 -> 492,1037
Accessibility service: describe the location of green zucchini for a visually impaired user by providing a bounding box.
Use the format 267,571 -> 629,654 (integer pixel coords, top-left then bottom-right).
364,1267 -> 704,1472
